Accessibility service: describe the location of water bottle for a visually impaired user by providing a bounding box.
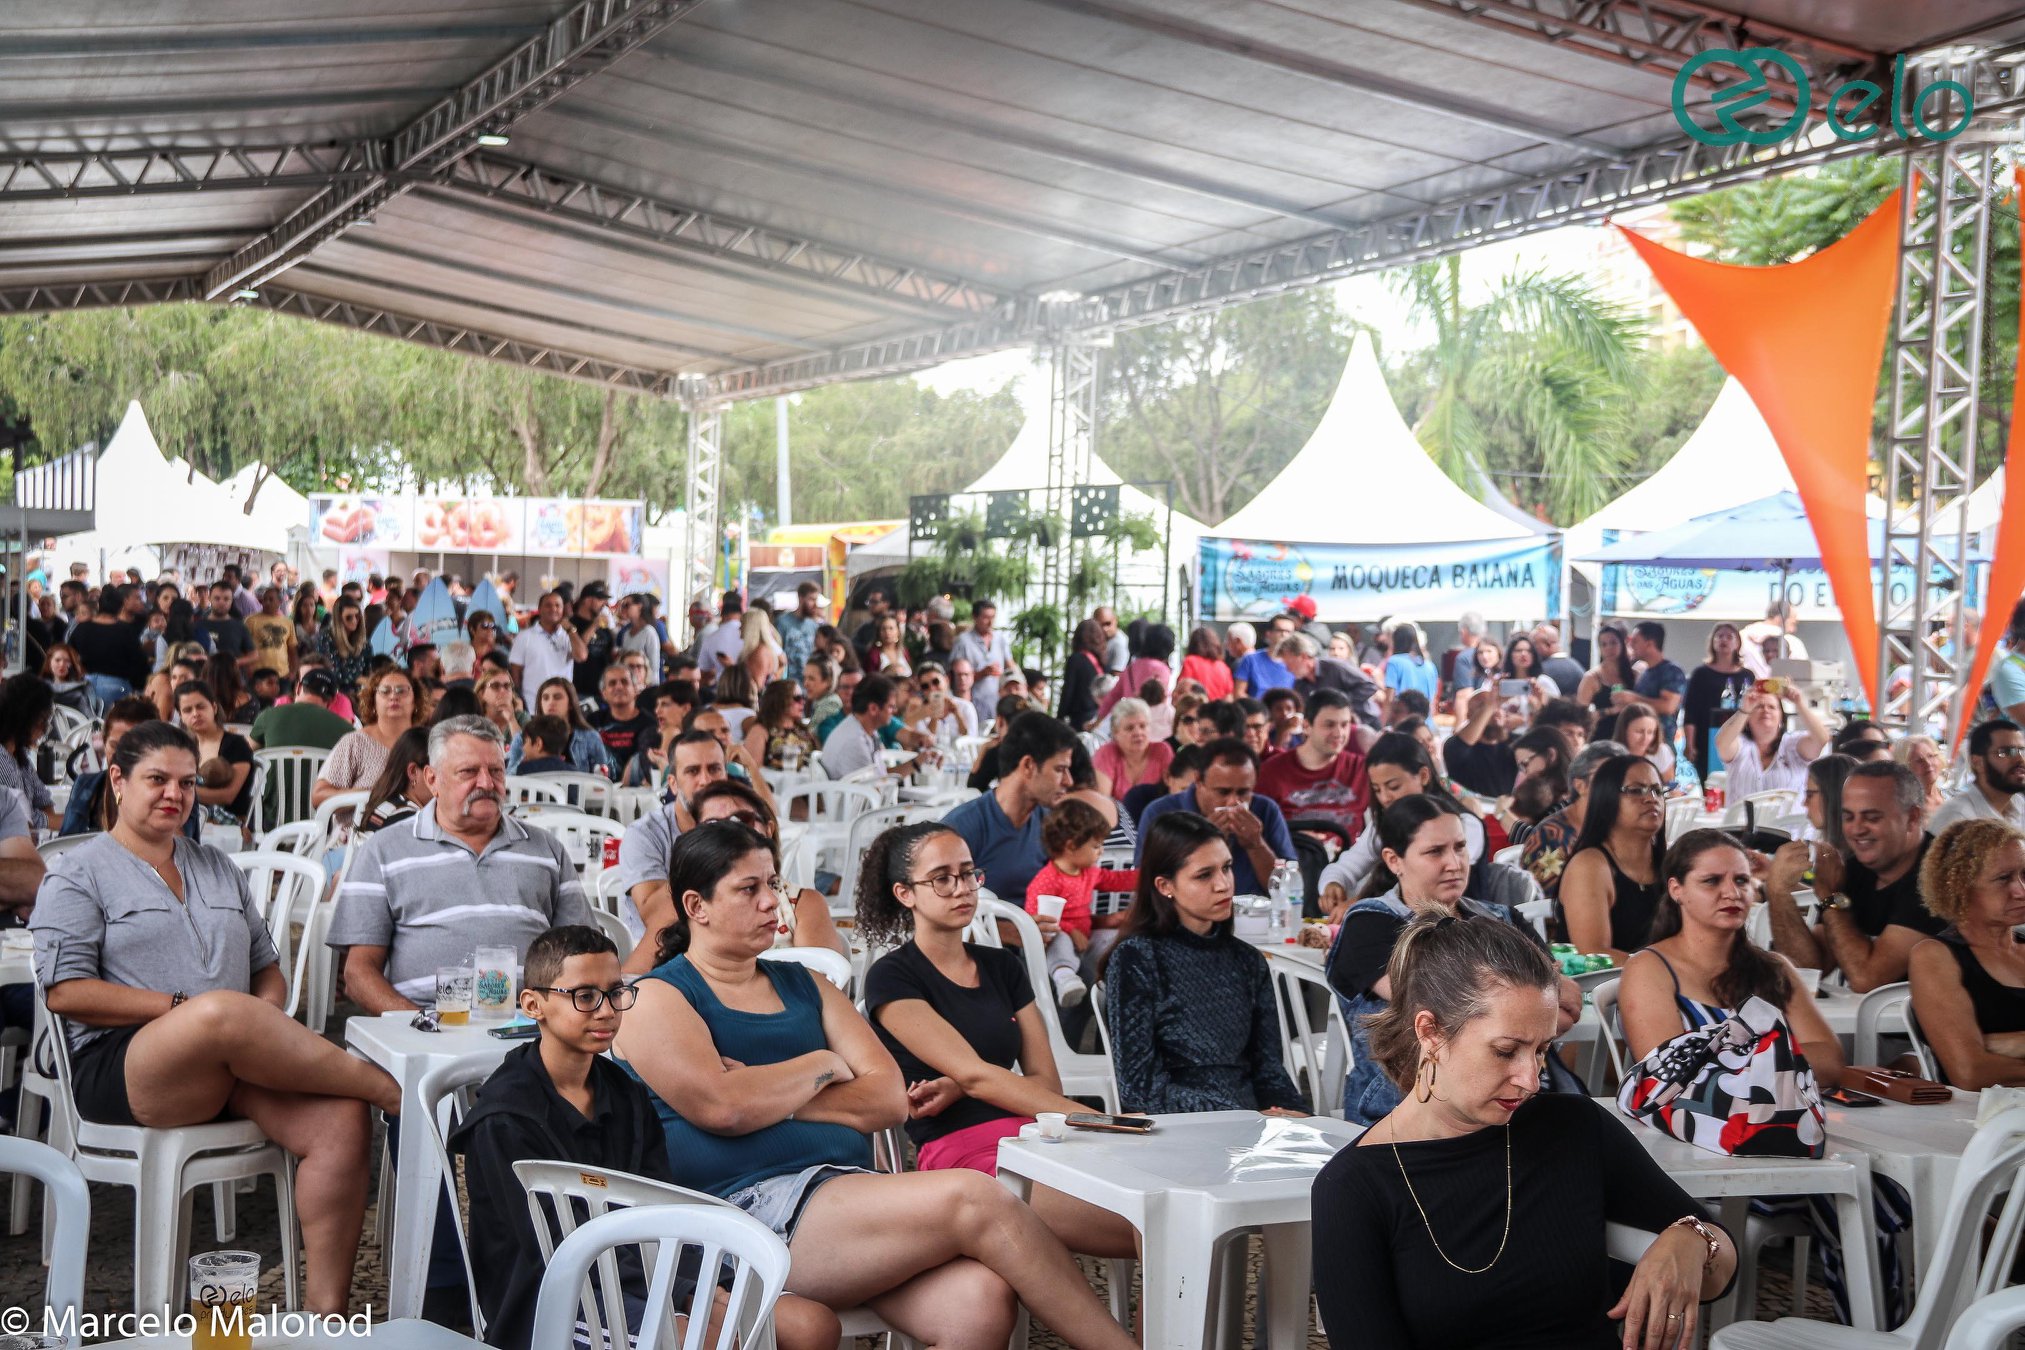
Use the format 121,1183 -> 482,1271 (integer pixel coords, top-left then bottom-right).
1268,862 -> 1294,938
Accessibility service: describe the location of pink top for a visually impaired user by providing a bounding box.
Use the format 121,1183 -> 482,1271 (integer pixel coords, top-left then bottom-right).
1096,656 -> 1173,721
1091,738 -> 1174,801
1025,860 -> 1140,938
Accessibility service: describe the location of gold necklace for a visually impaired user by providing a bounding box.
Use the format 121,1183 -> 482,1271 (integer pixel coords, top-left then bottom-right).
1387,1116 -> 1512,1275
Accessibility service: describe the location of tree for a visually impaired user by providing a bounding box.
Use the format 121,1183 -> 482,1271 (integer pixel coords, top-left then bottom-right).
717,377 -> 1023,523
1384,257 -> 1647,524
1098,289 -> 1350,526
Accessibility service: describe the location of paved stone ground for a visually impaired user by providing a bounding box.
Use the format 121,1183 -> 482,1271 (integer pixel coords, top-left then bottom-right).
2,1159 -> 1834,1347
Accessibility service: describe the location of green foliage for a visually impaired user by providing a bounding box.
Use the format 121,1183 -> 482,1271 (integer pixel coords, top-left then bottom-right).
0,304 -> 687,507
897,509 -> 1034,612
1383,258 -> 1648,524
1099,289 -> 1351,525
719,378 -> 1023,524
1008,604 -> 1065,669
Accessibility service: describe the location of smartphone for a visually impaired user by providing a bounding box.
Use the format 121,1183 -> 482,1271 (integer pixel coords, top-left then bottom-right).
1497,678 -> 1533,698
487,1020 -> 541,1040
1823,1086 -> 1883,1108
1065,1112 -> 1155,1134
1755,677 -> 1788,696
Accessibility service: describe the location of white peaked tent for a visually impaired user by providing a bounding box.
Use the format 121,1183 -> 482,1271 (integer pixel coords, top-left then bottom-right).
1218,335 -> 1546,545
60,402 -> 284,559
1565,378 -> 1796,562
1200,336 -> 1558,622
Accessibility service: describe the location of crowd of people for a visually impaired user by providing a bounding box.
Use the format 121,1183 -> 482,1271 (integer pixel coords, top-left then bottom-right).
15,560 -> 2025,1347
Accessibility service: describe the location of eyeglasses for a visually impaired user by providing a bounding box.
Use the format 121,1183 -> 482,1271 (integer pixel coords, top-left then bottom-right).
472,621 -> 495,630
906,866 -> 986,897
1621,784 -> 1668,801
711,809 -> 766,829
1991,747 -> 2025,762
528,983 -> 639,1013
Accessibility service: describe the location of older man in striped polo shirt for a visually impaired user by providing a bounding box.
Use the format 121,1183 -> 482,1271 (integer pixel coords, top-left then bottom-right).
329,715 -> 594,1011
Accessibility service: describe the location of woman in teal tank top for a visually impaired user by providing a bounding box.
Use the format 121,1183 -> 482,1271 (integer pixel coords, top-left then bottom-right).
617,821 -> 1140,1350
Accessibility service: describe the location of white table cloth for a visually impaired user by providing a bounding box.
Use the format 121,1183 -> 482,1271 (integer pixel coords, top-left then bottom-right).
996,1110 -> 1361,1350
343,1012 -> 512,1320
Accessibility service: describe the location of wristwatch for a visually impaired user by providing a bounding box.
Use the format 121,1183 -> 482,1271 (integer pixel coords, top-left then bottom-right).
170,991 -> 187,1008
1671,1214 -> 1722,1271
1823,892 -> 1853,911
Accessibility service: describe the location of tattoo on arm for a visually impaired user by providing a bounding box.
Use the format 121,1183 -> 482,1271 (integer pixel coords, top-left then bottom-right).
813,1070 -> 835,1090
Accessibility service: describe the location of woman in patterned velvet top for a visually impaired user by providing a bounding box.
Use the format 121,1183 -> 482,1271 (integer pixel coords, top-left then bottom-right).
1102,810 -> 1308,1116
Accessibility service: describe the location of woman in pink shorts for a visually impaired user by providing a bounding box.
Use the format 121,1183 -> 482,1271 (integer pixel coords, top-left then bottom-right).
859,822 -> 1140,1258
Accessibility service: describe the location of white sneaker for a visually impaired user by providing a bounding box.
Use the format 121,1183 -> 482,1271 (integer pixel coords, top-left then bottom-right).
1051,967 -> 1088,1008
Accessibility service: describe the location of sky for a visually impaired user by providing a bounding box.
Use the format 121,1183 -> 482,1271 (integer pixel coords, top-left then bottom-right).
914,220 -> 1614,402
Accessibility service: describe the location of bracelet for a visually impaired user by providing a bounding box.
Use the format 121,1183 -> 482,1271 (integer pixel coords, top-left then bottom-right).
1671,1214 -> 1721,1271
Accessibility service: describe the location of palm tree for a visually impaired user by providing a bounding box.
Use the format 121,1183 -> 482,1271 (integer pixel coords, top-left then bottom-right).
1389,257 -> 1646,525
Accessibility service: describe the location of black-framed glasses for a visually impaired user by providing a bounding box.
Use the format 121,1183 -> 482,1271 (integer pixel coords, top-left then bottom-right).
907,866 -> 986,897
529,983 -> 639,1013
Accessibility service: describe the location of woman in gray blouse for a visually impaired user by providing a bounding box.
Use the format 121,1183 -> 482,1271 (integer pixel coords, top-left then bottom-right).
31,719 -> 400,1315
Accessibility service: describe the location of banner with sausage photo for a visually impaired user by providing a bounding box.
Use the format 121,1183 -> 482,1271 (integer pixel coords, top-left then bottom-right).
312,494 -> 409,548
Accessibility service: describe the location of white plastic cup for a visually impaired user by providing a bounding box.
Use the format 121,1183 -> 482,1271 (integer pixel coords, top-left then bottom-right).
1792,967 -> 1823,995
1035,1111 -> 1068,1139
1035,894 -> 1067,923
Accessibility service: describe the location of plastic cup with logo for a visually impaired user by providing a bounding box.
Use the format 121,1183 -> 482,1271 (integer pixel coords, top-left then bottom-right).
189,1249 -> 260,1350
435,966 -> 474,1025
472,946 -> 517,1019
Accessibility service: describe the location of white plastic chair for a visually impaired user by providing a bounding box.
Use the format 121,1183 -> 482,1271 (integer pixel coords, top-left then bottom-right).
979,898 -> 1119,1111
591,907 -> 635,961
251,746 -> 329,835
517,808 -> 625,877
35,831 -> 99,862
415,1051 -> 508,1339
35,989 -> 301,1313
311,788 -> 369,848
1269,956 -> 1350,1118
1713,1104 -> 2025,1350
779,780 -> 885,879
503,774 -> 569,808
532,770 -> 617,817
231,851 -> 327,1022
515,1159 -> 913,1349
253,819 -> 322,860
1665,797 -> 1703,843
0,1135 -> 88,1343
1723,789 -> 1799,828
592,864 -> 634,919
1947,1284 -> 2025,1349
759,945 -> 855,994
1491,844 -> 1522,867
1851,981 -> 1940,1079
8,994 -> 67,1248
1589,977 -> 1629,1081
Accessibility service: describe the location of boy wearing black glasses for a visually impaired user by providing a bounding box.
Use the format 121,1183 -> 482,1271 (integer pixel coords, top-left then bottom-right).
449,924 -> 669,1350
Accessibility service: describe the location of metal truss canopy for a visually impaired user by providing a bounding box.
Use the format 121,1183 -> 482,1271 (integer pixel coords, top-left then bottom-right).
197,0 -> 706,301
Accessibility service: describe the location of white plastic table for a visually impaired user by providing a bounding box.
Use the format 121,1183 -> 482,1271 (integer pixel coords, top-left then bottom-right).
996,1110 -> 1361,1350
97,1317 -> 484,1348
1823,1090 -> 1979,1286
0,946 -> 30,988
1614,1104 -> 1883,1330
343,1012 -> 512,1320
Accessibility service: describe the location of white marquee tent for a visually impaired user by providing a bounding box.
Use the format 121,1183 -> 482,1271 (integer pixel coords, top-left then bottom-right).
52,402 -> 287,575
1199,336 -> 1558,623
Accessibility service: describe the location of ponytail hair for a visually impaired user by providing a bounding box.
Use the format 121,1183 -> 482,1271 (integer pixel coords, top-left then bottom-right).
653,820 -> 776,966
1651,829 -> 1791,1010
855,822 -> 962,948
1363,914 -> 1557,1091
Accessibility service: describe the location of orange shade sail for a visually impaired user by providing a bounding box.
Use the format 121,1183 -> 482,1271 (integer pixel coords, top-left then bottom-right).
1616,192 -> 1902,708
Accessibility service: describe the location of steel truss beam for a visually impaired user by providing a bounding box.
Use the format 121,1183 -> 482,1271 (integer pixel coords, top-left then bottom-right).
433,156 -> 1009,318
1877,135 -> 2000,735
200,0 -> 704,300
704,44 -> 2025,402
1042,332 -> 1102,620
680,388 -> 725,607
0,144 -> 382,202
0,278 -> 200,312
1400,0 -> 1880,113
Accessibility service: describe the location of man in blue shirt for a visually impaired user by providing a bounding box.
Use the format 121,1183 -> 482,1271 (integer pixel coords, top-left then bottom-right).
1233,613 -> 1298,696
776,581 -> 824,680
941,711 -> 1078,901
1137,739 -> 1296,895
1619,620 -> 1688,745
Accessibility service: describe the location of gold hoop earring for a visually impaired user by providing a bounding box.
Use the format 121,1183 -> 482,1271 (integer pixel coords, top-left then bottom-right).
1415,1056 -> 1438,1104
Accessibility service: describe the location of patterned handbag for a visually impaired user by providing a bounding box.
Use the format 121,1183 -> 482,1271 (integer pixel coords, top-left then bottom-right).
1616,995 -> 1826,1158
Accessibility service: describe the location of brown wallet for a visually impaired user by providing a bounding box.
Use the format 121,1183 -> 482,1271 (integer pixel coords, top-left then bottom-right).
1842,1065 -> 1952,1104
